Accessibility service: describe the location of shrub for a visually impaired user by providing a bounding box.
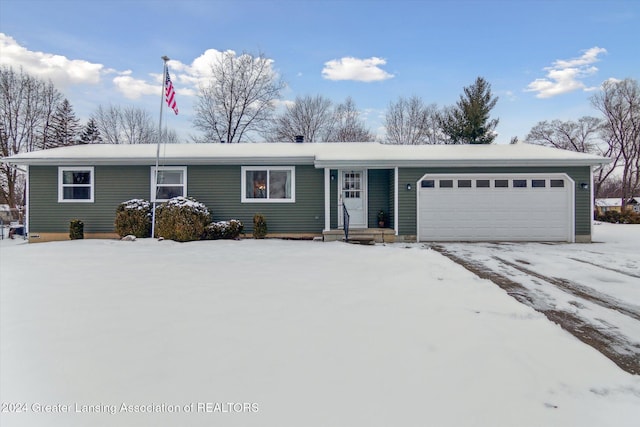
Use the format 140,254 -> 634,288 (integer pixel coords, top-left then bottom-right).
69,219 -> 84,240
115,199 -> 151,238
253,213 -> 267,239
155,196 -> 211,242
203,219 -> 244,240
619,210 -> 640,224
597,209 -> 640,224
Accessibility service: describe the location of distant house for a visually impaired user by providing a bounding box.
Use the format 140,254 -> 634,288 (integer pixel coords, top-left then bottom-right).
595,197 -> 640,214
2,142 -> 609,243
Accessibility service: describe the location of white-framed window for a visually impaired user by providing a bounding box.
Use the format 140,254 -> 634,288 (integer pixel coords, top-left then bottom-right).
151,166 -> 187,202
241,166 -> 295,203
58,167 -> 94,202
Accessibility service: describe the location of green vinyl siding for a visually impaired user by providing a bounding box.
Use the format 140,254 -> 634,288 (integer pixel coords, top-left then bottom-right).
29,165 -> 149,233
397,166 -> 592,237
367,169 -> 392,227
188,164 -> 324,234
29,164 -> 325,235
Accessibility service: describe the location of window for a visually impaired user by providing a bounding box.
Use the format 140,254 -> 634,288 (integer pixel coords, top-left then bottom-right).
476,179 -> 490,188
242,166 -> 295,202
513,179 -> 527,188
550,179 -> 565,188
58,167 -> 94,202
495,179 -> 509,188
532,179 -> 546,188
151,166 -> 187,202
439,179 -> 454,188
421,180 -> 435,188
458,179 -> 472,188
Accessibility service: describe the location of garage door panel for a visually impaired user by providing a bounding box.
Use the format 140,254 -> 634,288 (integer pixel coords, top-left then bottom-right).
418,174 -> 573,242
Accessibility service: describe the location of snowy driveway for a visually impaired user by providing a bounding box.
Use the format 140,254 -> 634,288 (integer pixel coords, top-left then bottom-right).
1,234 -> 639,427
431,223 -> 640,375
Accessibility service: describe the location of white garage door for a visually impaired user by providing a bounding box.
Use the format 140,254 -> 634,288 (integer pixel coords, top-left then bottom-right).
417,174 -> 575,242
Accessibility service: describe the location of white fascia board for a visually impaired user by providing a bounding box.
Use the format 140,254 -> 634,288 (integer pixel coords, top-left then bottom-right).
314,158 -> 611,169
4,156 -> 317,166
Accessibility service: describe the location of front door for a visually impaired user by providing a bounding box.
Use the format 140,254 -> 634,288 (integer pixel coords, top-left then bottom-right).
339,170 -> 367,228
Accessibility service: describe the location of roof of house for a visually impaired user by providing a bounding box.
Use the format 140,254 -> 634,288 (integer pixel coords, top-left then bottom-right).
595,198 -> 624,207
595,197 -> 640,207
2,142 -> 611,168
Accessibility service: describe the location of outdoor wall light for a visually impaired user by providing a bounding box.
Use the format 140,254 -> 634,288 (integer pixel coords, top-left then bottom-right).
330,173 -> 336,181
580,182 -> 589,190
406,183 -> 412,191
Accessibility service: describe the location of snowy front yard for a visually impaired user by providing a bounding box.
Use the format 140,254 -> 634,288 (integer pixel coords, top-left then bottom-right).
1,228 -> 639,426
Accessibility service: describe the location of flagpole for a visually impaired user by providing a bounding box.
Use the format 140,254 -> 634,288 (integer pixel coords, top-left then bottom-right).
151,55 -> 169,239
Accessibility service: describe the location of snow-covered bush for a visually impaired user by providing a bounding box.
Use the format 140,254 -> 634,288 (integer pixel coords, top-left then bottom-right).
115,199 -> 152,238
203,219 -> 244,240
155,196 -> 211,242
253,213 -> 267,239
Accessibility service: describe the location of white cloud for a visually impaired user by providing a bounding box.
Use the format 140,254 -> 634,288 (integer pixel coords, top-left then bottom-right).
525,47 -> 607,98
322,57 -> 394,82
112,74 -> 160,99
0,33 -> 103,87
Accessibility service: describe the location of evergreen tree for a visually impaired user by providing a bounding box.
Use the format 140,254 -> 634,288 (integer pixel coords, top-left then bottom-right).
79,118 -> 103,144
440,77 -> 499,144
49,98 -> 81,147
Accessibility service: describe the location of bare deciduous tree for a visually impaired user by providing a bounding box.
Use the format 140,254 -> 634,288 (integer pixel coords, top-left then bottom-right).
524,116 -> 618,196
194,51 -> 286,143
525,117 -> 603,152
384,96 -> 441,144
93,105 -> 160,144
591,78 -> 640,207
0,66 -> 62,207
328,97 -> 375,142
266,95 -> 334,142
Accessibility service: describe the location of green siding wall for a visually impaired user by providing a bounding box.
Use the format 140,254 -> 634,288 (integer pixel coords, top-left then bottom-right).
397,166 -> 592,238
29,165 -> 149,233
29,164 -> 591,239
29,164 -> 325,234
368,169 -> 391,227
189,165 -> 325,233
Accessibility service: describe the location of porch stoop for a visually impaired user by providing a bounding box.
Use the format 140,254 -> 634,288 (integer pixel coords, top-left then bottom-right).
323,228 -> 396,243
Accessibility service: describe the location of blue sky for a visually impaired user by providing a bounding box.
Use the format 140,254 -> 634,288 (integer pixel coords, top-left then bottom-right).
1,0 -> 638,143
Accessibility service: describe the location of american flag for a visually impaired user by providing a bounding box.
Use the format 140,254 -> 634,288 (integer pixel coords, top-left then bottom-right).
165,70 -> 179,115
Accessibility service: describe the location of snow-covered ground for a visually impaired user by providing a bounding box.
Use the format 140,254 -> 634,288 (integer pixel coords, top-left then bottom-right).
1,226 -> 639,426
434,222 -> 640,375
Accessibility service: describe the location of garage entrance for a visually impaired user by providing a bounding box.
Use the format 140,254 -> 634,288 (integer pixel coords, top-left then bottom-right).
417,173 -> 575,242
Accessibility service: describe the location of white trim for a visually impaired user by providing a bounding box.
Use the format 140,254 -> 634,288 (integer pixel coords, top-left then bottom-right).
25,165 -> 29,236
241,166 -> 296,203
324,168 -> 331,232
150,166 -> 187,202
58,166 -> 94,203
394,167 -> 399,236
590,166 -> 595,238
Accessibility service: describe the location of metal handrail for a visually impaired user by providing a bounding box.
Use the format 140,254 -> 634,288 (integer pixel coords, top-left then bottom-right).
342,203 -> 350,242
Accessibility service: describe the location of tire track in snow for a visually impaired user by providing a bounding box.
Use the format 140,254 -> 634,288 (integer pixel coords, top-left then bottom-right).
431,245 -> 640,376
494,256 -> 640,322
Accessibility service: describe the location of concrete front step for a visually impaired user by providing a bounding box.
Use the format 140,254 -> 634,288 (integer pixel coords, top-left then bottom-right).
323,228 -> 395,243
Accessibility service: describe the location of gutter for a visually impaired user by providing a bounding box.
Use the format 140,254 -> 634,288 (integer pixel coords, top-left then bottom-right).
313,158 -> 612,169
1,156 -> 318,166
